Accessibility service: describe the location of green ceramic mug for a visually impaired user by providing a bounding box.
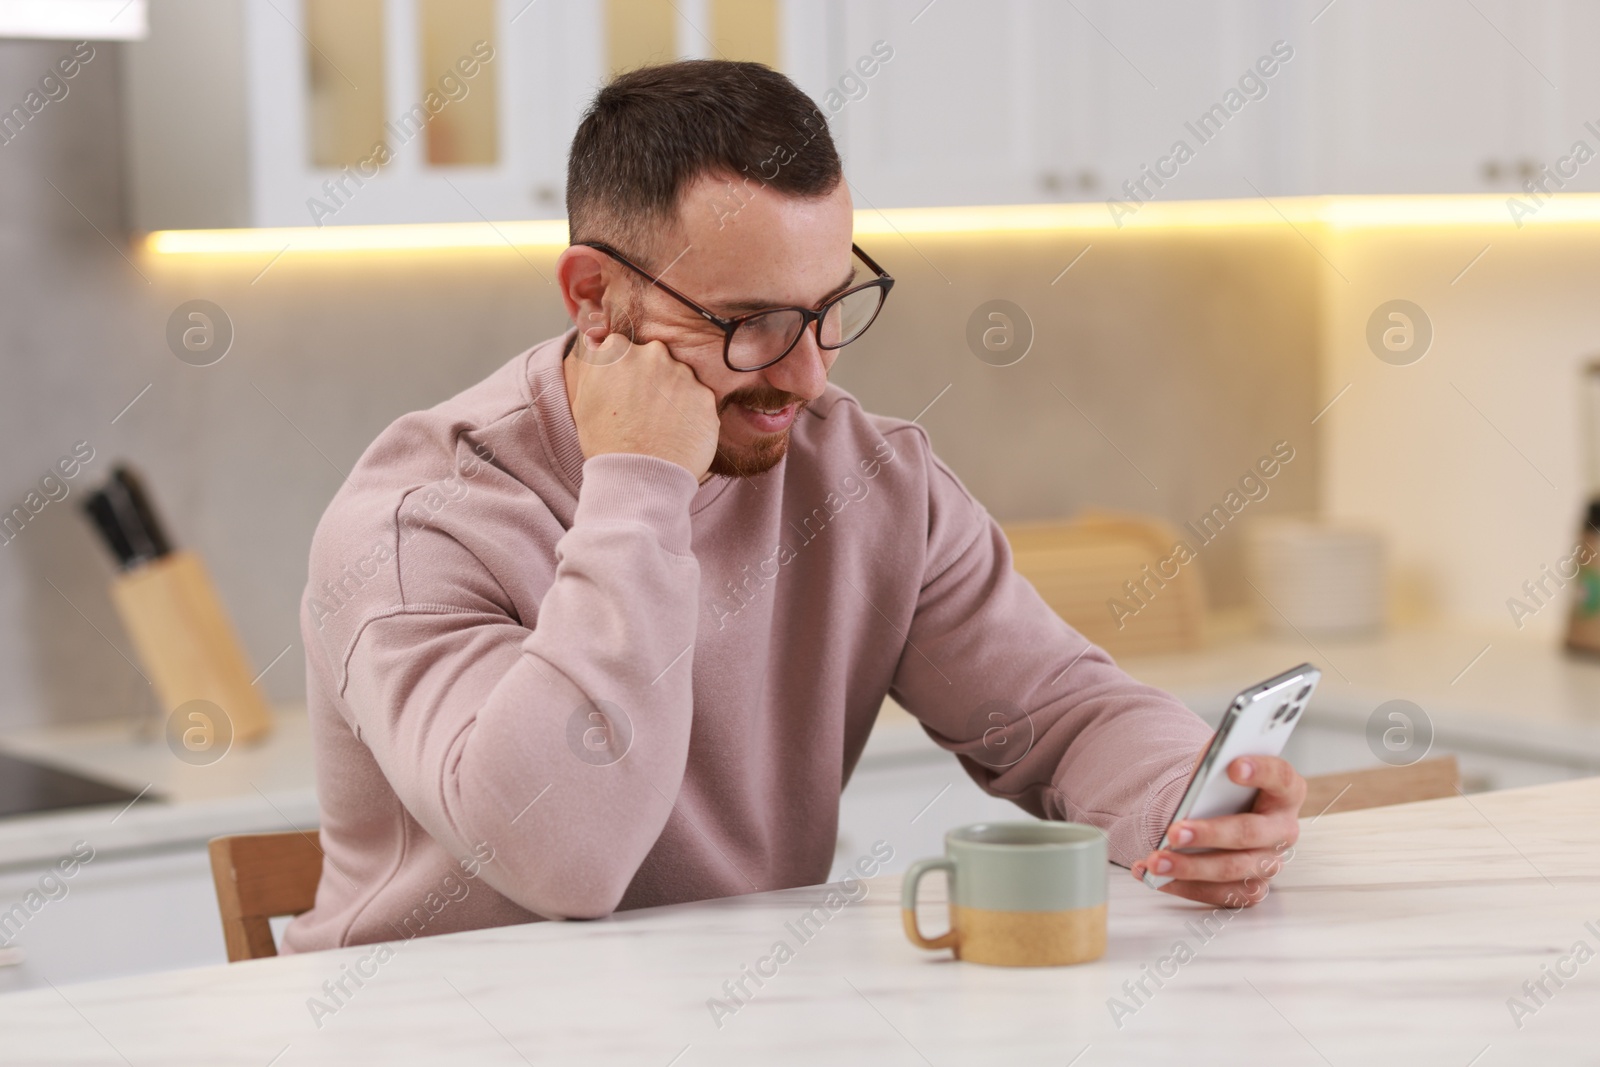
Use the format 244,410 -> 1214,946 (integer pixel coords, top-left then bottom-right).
901,821 -> 1108,967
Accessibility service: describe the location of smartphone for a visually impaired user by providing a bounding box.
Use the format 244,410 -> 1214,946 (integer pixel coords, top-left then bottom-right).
1142,663 -> 1321,889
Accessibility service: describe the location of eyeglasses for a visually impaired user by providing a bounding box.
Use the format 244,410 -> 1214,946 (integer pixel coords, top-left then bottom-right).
574,240 -> 894,372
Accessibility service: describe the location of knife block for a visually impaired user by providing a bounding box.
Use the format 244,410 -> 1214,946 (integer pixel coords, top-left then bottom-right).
108,550 -> 274,744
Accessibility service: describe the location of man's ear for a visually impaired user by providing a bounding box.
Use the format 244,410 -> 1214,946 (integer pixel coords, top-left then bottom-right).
556,245 -> 617,345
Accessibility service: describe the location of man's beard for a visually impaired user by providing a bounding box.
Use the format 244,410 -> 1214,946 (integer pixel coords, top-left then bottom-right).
711,385 -> 807,478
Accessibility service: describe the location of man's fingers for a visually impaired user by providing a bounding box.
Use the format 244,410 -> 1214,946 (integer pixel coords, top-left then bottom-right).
1135,753 -> 1304,903
565,331 -> 718,478
1142,845 -> 1284,885
1169,811 -> 1257,850
1227,754 -> 1306,812
1169,810 -> 1299,851
1161,756 -> 1304,851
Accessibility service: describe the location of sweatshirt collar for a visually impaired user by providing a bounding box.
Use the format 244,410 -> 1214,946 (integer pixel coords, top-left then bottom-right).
527,330 -> 587,493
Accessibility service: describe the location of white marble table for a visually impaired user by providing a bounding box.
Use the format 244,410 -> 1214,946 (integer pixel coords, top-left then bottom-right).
2,777 -> 1597,1065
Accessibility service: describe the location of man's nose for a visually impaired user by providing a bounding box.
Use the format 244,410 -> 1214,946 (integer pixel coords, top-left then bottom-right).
764,327 -> 830,401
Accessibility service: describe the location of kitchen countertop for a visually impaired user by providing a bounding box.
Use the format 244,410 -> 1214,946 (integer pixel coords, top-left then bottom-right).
867,622 -> 1600,772
1119,623 -> 1600,768
0,707 -> 318,871
2,775 -> 1594,1063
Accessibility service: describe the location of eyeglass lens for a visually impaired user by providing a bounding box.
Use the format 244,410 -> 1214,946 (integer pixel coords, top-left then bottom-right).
726,286 -> 886,370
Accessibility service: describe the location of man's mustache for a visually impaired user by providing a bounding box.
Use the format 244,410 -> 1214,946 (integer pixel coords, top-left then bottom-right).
719,386 -> 807,416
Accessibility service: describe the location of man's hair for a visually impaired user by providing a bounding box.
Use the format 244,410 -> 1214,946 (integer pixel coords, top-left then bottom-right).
566,60 -> 842,256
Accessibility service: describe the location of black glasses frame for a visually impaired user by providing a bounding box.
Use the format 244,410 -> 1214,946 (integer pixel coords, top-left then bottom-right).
574,240 -> 895,372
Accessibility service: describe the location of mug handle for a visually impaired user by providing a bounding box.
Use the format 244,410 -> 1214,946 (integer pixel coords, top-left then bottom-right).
900,857 -> 959,951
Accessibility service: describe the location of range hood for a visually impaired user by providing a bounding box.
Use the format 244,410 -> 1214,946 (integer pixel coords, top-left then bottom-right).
0,0 -> 146,40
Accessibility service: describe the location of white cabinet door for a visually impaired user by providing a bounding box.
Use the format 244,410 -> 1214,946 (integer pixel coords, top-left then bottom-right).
1034,0 -> 1293,207
128,0 -> 596,229
245,0 -> 591,228
1302,0 -> 1551,195
830,0 -> 1042,209
1538,0 -> 1600,195
0,845 -> 224,995
829,0 -> 1294,210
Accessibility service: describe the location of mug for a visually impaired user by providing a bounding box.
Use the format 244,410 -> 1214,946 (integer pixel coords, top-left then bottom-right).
901,821 -> 1107,967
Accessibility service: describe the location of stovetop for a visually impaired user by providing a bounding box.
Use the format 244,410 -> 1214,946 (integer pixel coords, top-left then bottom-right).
0,751 -> 154,818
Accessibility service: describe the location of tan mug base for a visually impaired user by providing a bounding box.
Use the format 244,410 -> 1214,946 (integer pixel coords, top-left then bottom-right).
950,902 -> 1107,967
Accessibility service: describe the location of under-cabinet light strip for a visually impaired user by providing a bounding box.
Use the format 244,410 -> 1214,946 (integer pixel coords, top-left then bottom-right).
143,194 -> 1600,256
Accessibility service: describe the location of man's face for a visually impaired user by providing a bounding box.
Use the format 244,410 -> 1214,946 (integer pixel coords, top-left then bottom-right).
607,175 -> 857,478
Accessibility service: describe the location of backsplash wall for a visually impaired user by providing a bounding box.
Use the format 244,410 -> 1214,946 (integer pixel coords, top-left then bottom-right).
1318,224 -> 1600,640
0,40 -> 1319,731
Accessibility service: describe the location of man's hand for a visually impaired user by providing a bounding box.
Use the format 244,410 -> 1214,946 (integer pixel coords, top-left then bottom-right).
566,330 -> 719,481
1131,754 -> 1305,908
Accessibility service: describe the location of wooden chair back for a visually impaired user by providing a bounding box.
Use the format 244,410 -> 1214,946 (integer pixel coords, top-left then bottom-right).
1300,756 -> 1460,818
208,830 -> 324,962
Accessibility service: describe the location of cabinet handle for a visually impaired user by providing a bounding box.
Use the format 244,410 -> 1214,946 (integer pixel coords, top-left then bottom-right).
1039,171 -> 1098,196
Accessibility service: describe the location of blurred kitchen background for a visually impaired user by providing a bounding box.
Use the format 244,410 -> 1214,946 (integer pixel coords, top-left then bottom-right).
4,0 -> 1600,989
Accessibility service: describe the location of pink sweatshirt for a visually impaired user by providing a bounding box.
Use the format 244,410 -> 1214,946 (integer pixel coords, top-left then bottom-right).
282,331 -> 1212,953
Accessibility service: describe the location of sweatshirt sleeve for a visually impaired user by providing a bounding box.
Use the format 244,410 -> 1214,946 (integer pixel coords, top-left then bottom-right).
333,453 -> 701,919
886,433 -> 1214,867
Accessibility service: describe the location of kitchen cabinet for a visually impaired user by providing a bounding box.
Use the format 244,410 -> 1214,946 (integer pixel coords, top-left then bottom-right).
825,0 -> 1041,209
1541,0 -> 1600,195
125,0 -> 826,231
124,0 -> 596,230
1299,0 -> 1558,196
1038,0 -> 1299,205
832,0 -> 1583,208
831,0 -> 1295,209
0,0 -> 146,40
122,0 -> 1600,232
0,844 -> 224,994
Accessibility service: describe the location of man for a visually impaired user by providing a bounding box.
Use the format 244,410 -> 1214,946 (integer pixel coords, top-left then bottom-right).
283,61 -> 1304,954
